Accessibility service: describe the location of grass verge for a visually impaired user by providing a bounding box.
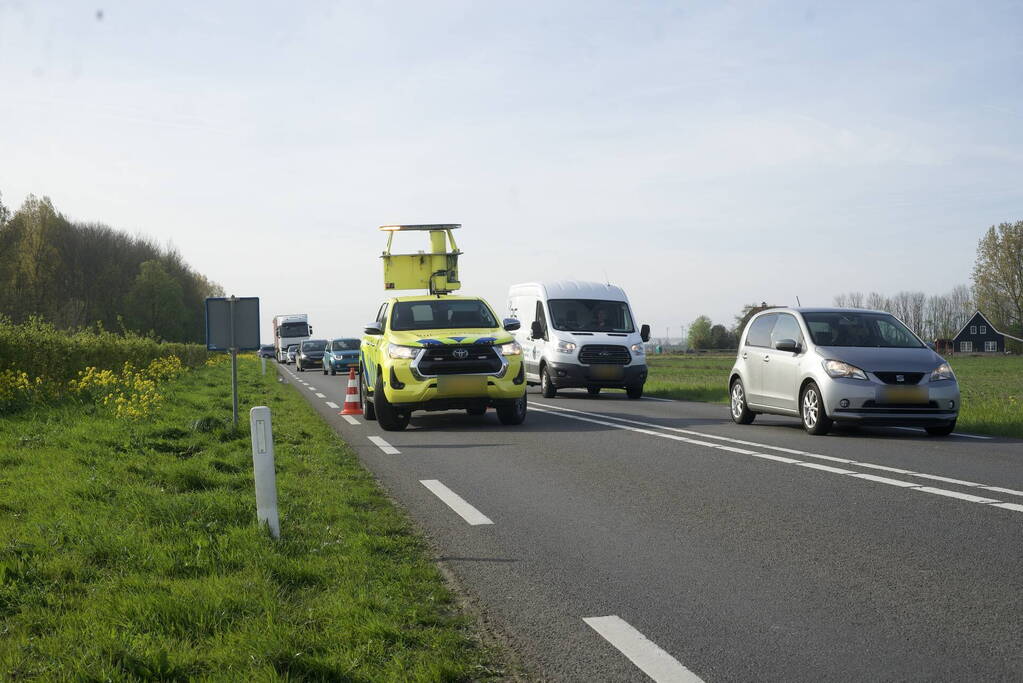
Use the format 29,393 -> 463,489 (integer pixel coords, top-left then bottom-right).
646,354 -> 1023,438
0,356 -> 500,680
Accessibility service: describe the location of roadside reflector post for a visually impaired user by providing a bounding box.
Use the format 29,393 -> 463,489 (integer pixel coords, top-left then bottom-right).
261,356 -> 266,375
249,406 -> 281,539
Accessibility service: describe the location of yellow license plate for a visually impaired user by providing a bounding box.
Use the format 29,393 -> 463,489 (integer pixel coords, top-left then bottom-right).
589,365 -> 624,380
436,375 -> 487,396
879,386 -> 927,404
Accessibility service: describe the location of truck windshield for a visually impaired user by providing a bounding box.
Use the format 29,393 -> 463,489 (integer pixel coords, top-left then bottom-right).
548,299 -> 634,333
278,322 -> 309,337
802,312 -> 923,348
390,300 -> 498,331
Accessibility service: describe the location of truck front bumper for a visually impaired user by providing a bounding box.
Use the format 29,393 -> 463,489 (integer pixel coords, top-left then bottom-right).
384,358 -> 526,410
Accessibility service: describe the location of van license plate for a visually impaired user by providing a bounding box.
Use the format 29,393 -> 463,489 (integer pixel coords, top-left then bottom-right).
437,375 -> 487,396
879,386 -> 927,404
590,366 -> 623,380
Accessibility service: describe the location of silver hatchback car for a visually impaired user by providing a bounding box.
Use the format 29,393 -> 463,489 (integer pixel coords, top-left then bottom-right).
728,308 -> 960,436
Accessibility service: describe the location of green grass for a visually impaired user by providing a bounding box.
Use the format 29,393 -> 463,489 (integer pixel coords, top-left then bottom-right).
646,354 -> 1023,438
0,357 -> 502,681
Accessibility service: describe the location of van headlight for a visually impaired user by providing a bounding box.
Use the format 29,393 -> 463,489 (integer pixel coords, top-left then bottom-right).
387,343 -> 418,360
929,363 -> 955,382
822,359 -> 867,380
630,343 -> 645,356
555,339 -> 577,354
498,341 -> 522,356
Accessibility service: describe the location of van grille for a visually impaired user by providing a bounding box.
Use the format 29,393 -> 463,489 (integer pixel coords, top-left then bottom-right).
578,344 -> 631,365
417,345 -> 503,375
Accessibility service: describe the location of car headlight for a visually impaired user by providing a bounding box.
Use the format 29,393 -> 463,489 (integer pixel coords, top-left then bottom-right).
630,343 -> 645,356
930,362 -> 955,382
499,341 -> 522,356
555,339 -> 577,354
387,343 -> 419,360
822,359 -> 868,380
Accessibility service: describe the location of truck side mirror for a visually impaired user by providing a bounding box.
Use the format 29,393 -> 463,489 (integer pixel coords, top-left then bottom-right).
503,318 -> 521,332
640,324 -> 650,342
364,322 -> 383,335
530,320 -> 544,340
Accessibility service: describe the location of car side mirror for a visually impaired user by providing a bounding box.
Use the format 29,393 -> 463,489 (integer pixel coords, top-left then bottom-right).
774,338 -> 800,353
640,324 -> 650,343
503,318 -> 521,332
530,320 -> 544,340
364,322 -> 383,335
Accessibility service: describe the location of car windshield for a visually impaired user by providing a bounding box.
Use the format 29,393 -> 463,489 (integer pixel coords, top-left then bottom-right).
548,299 -> 634,332
802,312 -> 923,348
287,346 -> 298,353
278,322 -> 309,337
390,299 -> 498,331
302,340 -> 326,351
331,339 -> 360,351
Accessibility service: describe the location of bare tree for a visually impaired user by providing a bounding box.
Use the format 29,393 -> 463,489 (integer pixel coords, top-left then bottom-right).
847,291 -> 865,308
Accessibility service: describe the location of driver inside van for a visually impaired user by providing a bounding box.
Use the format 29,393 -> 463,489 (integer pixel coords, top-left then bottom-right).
592,307 -> 610,330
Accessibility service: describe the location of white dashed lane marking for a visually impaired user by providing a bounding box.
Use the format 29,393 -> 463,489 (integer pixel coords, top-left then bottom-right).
325,402 -> 340,409
341,415 -> 359,425
583,615 -> 702,682
420,480 -> 494,525
368,436 -> 400,455
315,392 -> 326,398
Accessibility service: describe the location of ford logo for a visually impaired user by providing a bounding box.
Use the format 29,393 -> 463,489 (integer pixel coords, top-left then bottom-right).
896,374 -> 904,383
452,348 -> 470,360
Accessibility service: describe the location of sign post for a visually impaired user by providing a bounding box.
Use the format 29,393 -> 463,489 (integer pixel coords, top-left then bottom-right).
205,296 -> 260,428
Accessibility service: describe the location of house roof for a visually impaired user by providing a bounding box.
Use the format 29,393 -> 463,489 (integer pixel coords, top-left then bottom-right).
952,310 -> 1023,343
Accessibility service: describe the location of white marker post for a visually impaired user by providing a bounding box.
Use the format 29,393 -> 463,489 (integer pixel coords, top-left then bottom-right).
261,356 -> 266,375
249,406 -> 281,539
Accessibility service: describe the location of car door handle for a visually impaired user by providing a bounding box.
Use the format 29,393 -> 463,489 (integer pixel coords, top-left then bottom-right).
763,355 -> 770,362
742,352 -> 748,360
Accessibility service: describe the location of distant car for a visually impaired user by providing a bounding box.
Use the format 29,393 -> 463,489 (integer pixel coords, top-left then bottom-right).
323,338 -> 361,375
296,339 -> 327,372
286,344 -> 299,364
728,307 -> 960,436
258,344 -> 275,358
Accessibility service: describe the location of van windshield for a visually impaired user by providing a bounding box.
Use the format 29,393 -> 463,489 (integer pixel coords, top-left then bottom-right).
390,299 -> 498,331
548,299 -> 634,332
802,312 -> 923,348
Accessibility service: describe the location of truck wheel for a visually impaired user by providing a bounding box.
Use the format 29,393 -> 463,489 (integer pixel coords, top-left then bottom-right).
626,383 -> 643,399
375,375 -> 409,431
497,393 -> 527,425
587,386 -> 601,396
361,369 -> 376,421
540,365 -> 557,398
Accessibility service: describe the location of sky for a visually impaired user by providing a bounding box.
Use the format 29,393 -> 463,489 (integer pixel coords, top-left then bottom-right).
2,0 -> 1022,343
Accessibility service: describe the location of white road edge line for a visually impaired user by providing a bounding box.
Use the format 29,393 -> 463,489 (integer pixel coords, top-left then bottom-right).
325,401 -> 340,409
583,615 -> 702,683
533,402 -> 1022,499
341,415 -> 359,425
893,426 -> 992,440
368,435 -> 400,455
530,406 -> 1021,515
420,480 -> 493,525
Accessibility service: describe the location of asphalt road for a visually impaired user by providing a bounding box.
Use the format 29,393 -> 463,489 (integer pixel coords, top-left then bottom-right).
278,362 -> 1023,682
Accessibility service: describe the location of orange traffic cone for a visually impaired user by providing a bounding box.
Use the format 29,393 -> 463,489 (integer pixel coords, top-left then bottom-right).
340,368 -> 363,415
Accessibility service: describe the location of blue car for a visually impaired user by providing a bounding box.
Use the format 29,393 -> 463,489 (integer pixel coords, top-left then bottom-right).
323,338 -> 361,375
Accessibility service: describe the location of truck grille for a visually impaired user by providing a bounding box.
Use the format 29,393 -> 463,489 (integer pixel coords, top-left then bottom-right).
417,345 -> 503,376
873,372 -> 925,385
578,344 -> 631,365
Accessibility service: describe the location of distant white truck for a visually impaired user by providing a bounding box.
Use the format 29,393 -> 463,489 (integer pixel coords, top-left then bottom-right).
507,281 -> 650,398
272,314 -> 312,362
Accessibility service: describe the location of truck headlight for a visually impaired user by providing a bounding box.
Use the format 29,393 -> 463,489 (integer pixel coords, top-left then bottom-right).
929,363 -> 955,382
387,343 -> 418,360
822,359 -> 867,380
555,339 -> 577,354
630,343 -> 645,356
499,341 -> 522,356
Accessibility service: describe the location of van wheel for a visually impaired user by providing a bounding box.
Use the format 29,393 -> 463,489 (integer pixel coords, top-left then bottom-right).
497,393 -> 527,425
626,383 -> 643,400
730,379 -> 756,424
361,369 -> 376,421
587,387 -> 601,396
540,366 -> 557,398
926,420 -> 956,436
374,375 -> 409,431
801,382 -> 833,435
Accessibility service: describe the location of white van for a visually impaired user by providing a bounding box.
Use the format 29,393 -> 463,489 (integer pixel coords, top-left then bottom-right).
507,281 -> 650,398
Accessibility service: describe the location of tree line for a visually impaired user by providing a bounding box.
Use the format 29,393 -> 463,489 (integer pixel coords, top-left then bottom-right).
0,192 -> 223,343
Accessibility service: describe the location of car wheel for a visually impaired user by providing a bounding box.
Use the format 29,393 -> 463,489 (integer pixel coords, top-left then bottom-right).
540,365 -> 557,398
374,374 -> 409,431
926,420 -> 956,436
466,406 -> 487,416
497,393 -> 527,425
297,361 -> 303,371
322,364 -> 327,375
801,382 -> 833,435
730,379 -> 756,425
361,368 -> 376,421
586,386 -> 601,396
330,367 -> 336,376
625,383 -> 644,400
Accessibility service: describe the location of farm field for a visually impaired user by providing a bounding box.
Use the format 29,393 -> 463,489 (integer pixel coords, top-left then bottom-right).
646,353 -> 1023,438
0,356 -> 501,680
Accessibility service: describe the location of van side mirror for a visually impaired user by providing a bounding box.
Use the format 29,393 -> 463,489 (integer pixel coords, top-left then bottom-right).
640,324 -> 650,342
364,322 -> 383,335
774,338 -> 800,353
530,320 -> 544,340
503,318 -> 521,332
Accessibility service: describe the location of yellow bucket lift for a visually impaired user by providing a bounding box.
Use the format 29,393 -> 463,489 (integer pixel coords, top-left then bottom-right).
379,224 -> 462,295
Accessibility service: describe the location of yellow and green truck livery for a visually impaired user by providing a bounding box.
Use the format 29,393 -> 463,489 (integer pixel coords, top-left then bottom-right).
360,294 -> 527,431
